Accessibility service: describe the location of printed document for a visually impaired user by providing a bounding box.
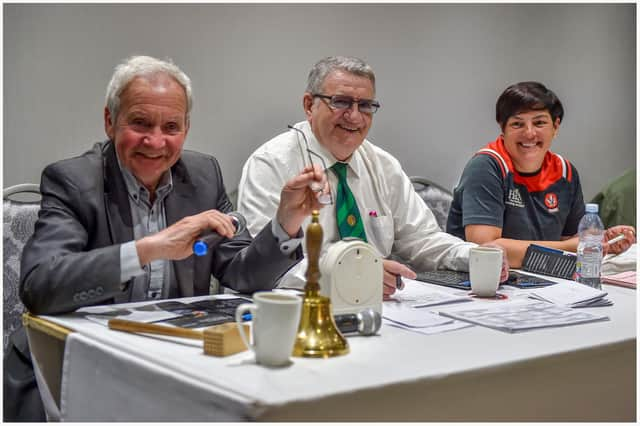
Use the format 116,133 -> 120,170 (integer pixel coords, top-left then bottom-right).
383,302 -> 453,328
77,295 -> 249,328
438,299 -> 609,333
389,278 -> 473,307
529,281 -> 610,307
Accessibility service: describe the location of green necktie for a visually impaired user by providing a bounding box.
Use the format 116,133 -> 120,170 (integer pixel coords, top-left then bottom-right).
331,162 -> 367,242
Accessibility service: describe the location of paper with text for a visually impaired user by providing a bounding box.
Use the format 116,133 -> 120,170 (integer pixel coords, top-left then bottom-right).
390,278 -> 473,307
529,282 -> 609,307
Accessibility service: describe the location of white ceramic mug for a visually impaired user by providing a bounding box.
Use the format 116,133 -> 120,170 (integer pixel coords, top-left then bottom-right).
469,247 -> 503,297
235,292 -> 302,367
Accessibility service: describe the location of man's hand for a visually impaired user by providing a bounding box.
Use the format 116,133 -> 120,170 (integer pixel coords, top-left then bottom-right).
382,259 -> 417,300
276,164 -> 328,237
479,242 -> 510,282
603,225 -> 635,255
135,210 -> 236,266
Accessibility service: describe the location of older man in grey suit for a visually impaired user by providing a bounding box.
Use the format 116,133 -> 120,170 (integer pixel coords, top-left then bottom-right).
5,55 -> 325,421
21,55 -> 323,314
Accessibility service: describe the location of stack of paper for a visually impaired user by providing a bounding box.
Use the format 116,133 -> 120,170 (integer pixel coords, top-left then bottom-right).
390,278 -> 473,308
602,243 -> 636,275
81,306 -> 182,327
438,299 -> 609,333
78,296 -> 251,328
383,303 -> 453,328
601,271 -> 636,289
529,282 -> 612,307
383,302 -> 473,335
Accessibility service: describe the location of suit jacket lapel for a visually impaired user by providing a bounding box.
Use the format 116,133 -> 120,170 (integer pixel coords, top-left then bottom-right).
102,141 -> 134,303
102,141 -> 134,245
165,159 -> 199,297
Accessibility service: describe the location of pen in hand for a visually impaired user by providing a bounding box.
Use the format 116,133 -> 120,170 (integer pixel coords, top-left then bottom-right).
606,234 -> 626,245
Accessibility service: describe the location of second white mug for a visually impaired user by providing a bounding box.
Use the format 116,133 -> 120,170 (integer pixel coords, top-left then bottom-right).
235,292 -> 302,367
469,247 -> 503,297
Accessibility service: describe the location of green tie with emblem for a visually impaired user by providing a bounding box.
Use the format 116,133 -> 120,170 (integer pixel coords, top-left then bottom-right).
330,162 -> 367,242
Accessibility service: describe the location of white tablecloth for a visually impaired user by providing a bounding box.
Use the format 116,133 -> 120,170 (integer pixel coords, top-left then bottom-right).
39,280 -> 636,421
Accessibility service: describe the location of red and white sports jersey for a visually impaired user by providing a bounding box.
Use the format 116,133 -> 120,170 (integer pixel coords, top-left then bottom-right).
446,136 -> 585,241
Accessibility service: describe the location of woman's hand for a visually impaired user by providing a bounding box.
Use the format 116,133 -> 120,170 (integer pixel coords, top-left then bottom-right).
603,225 -> 635,255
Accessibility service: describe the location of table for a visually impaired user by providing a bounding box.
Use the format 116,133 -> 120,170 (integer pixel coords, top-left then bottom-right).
25,280 -> 636,421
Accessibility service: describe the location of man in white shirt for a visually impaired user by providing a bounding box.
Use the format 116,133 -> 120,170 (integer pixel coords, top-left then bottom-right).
238,55 -> 506,297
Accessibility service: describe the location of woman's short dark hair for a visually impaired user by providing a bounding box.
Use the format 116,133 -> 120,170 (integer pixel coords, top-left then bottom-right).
496,81 -> 564,130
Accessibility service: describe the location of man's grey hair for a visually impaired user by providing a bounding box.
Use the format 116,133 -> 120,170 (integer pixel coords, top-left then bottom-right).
105,55 -> 193,122
305,56 -> 376,96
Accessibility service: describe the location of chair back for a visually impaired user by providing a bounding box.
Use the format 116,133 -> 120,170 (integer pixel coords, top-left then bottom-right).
410,176 -> 453,231
3,184 -> 41,350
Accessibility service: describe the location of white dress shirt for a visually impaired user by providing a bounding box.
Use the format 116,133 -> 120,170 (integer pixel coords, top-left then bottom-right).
238,120 -> 475,288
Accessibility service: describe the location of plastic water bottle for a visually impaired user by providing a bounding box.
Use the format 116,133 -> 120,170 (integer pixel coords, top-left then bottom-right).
575,203 -> 604,288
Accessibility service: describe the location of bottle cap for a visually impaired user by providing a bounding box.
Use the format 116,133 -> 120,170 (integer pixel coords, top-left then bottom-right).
585,203 -> 599,214
193,241 -> 209,256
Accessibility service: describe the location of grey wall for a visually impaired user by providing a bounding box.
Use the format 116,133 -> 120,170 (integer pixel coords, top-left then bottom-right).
3,4 -> 636,200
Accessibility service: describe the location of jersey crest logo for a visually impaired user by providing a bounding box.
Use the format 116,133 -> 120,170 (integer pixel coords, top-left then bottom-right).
544,192 -> 559,212
505,188 -> 525,208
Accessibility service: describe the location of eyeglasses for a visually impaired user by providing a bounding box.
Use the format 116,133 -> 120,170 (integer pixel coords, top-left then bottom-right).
312,94 -> 381,114
287,125 -> 333,205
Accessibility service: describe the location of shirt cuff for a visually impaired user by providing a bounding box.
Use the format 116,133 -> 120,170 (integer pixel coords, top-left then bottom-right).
271,218 -> 303,255
120,241 -> 146,284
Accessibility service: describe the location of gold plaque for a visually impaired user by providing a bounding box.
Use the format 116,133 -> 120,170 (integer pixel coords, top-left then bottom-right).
347,214 -> 356,227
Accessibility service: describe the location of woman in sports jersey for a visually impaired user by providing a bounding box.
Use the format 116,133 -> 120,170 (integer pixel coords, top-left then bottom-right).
446,81 -> 635,267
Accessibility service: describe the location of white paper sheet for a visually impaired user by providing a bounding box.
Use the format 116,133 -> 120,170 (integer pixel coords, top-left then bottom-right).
602,243 -> 637,275
384,319 -> 473,335
382,302 -> 453,328
390,278 -> 473,307
438,299 -> 609,332
529,281 -> 609,307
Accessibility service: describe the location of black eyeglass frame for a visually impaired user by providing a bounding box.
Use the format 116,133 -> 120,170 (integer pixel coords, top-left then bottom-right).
287,125 -> 334,205
312,94 -> 381,114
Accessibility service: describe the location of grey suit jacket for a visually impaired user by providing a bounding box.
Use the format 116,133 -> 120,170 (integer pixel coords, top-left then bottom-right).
20,140 -> 300,315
